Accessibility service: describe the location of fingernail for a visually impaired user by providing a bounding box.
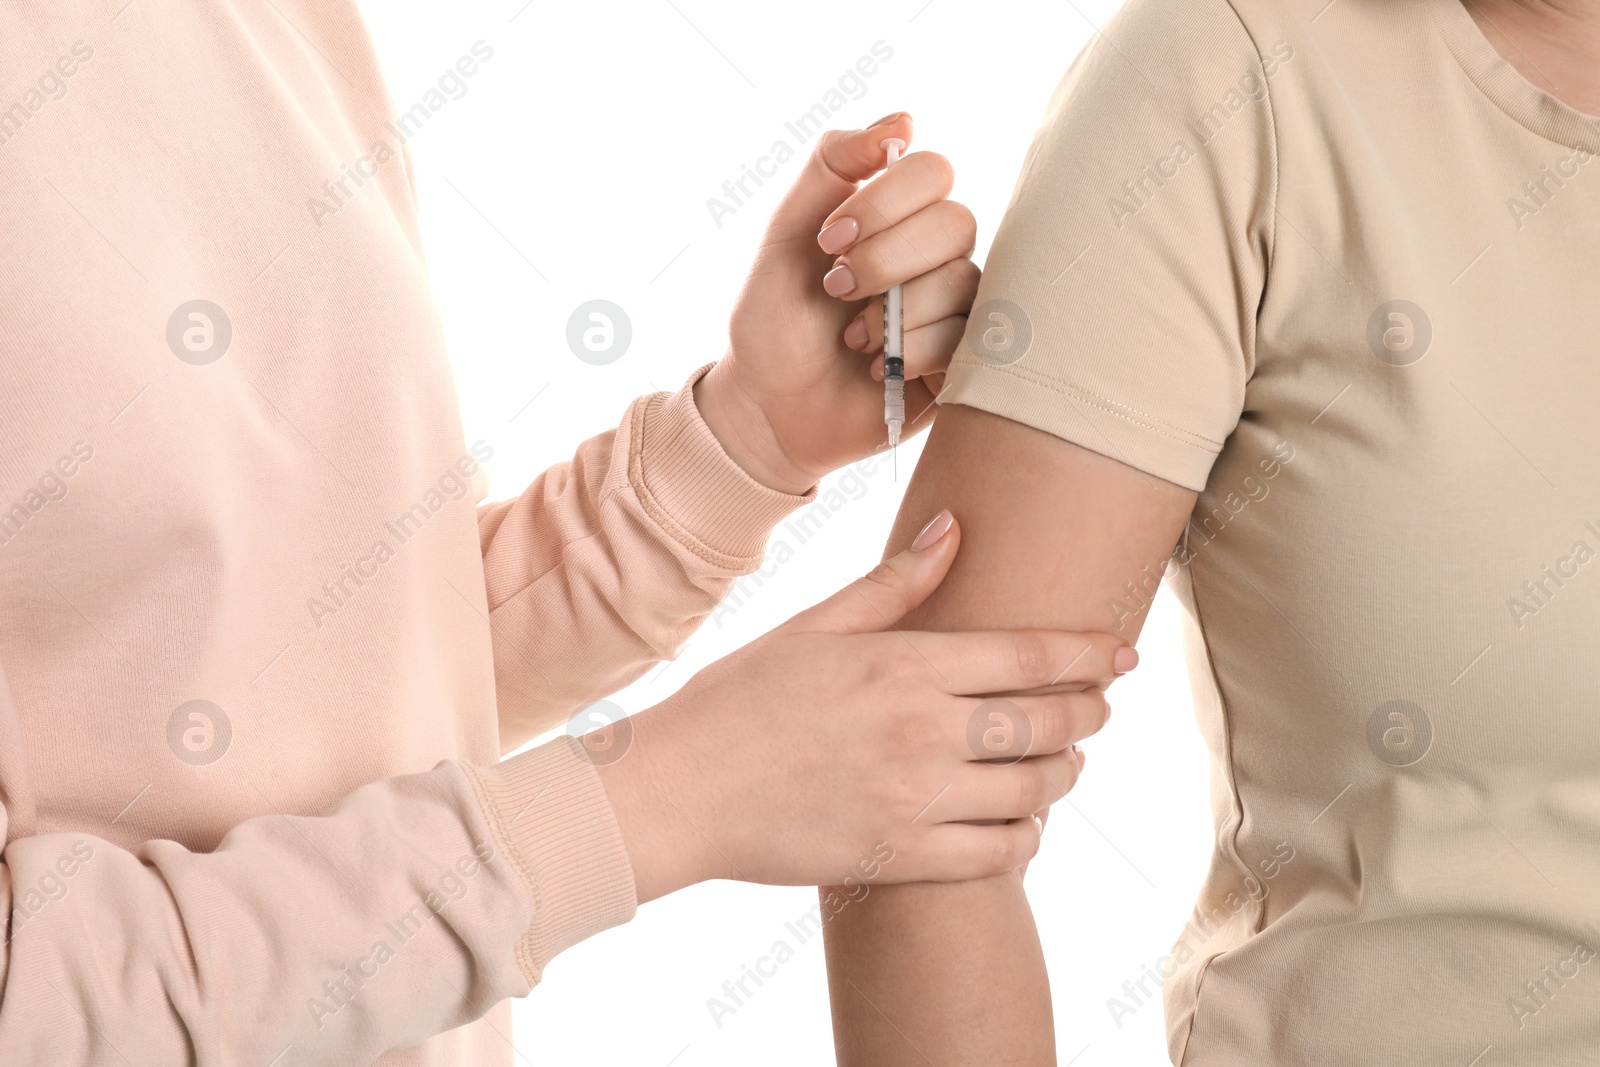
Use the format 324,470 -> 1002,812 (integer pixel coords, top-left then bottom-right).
843,317 -> 869,350
911,510 -> 954,552
868,112 -> 904,128
817,216 -> 859,254
1114,646 -> 1139,673
823,263 -> 857,298
1073,744 -> 1085,769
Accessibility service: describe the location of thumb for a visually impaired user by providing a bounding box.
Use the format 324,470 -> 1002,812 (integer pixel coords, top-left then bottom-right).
767,112 -> 912,240
787,508 -> 957,635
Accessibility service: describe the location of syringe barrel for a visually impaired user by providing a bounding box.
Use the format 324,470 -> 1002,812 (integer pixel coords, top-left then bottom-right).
880,136 -> 909,447
883,375 -> 905,428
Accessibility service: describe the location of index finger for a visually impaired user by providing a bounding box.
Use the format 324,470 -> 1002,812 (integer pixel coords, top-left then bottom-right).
819,150 -> 956,251
895,630 -> 1134,695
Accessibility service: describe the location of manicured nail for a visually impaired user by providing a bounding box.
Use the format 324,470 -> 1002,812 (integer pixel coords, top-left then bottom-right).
817,216 -> 859,254
823,263 -> 857,298
1072,744 -> 1085,769
911,509 -> 954,552
843,317 -> 869,350
1114,646 -> 1139,673
868,112 -> 904,128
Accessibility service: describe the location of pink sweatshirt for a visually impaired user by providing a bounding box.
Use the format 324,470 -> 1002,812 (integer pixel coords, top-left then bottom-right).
0,4 -> 809,1064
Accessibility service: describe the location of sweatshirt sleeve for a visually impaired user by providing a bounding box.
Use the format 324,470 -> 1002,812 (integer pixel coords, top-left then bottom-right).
479,363 -> 816,752
0,713 -> 634,1066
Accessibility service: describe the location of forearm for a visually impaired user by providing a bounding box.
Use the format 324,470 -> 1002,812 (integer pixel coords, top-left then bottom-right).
822,405 -> 1195,1065
825,874 -> 1053,1065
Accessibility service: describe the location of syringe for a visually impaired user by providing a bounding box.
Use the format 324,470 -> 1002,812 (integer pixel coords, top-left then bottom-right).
880,136 -> 907,475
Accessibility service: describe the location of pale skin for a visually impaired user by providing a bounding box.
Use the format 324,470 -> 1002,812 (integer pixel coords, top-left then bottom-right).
594,115 -> 1136,900
820,5 -> 1600,1063
694,112 -> 974,496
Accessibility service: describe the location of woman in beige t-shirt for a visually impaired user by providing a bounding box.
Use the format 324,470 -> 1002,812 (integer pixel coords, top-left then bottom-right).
825,1 -> 1600,1064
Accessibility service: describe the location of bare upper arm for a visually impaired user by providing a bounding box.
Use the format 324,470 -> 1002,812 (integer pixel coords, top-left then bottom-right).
887,403 -> 1198,640
820,404 -> 1202,1067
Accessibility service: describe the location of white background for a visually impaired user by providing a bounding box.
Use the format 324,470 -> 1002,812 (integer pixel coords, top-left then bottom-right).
354,2 -> 1212,1063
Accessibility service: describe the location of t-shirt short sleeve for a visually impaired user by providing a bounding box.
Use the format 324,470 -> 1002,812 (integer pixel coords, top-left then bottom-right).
941,0 -> 1278,492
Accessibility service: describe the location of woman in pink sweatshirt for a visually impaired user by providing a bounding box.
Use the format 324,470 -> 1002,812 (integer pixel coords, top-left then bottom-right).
0,5 -> 1131,1064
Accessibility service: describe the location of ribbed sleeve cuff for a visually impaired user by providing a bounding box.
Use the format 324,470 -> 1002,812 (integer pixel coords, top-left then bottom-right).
628,364 -> 817,569
467,737 -> 638,984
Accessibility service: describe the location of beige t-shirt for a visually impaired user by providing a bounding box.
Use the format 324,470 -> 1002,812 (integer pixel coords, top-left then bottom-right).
943,0 -> 1600,1062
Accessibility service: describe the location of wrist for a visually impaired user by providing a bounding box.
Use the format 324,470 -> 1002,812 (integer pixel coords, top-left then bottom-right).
693,361 -> 817,496
592,705 -> 719,904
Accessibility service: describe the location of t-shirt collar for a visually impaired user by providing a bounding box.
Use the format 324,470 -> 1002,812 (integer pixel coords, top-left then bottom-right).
1431,0 -> 1600,151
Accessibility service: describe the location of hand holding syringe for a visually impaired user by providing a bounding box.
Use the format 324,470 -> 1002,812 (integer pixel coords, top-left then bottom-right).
851,131 -> 972,483
700,115 -> 979,494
